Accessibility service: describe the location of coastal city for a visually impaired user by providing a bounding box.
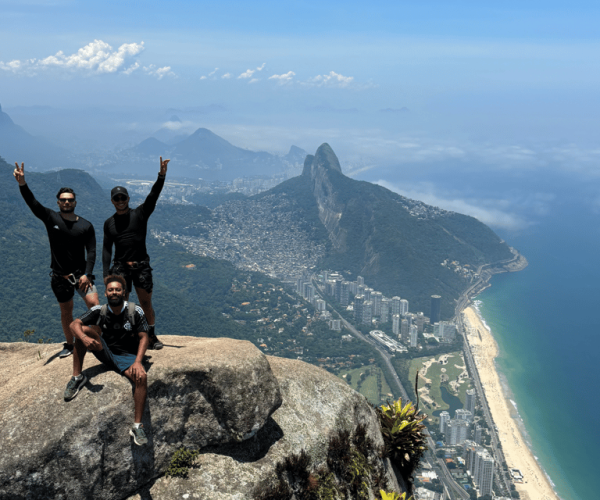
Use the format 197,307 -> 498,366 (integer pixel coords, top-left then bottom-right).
150,186 -> 531,500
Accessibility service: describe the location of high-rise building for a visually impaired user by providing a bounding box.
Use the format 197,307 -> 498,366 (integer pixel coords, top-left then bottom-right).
357,284 -> 366,296
447,419 -> 470,445
335,279 -> 343,303
303,283 -> 314,303
474,425 -> 483,445
409,324 -> 418,347
434,321 -> 457,342
315,299 -> 326,312
466,389 -> 477,414
357,275 -> 364,287
392,314 -> 401,336
431,295 -> 442,324
439,411 -> 450,433
400,299 -> 409,315
362,301 -> 373,325
329,319 -> 341,331
415,312 -> 426,333
340,281 -> 350,306
380,298 -> 390,323
371,291 -> 382,316
463,441 -> 478,473
349,281 -> 358,295
455,409 -> 473,423
391,296 -> 401,316
474,450 -> 494,497
354,295 -> 364,323
364,287 -> 373,301
401,319 -> 409,341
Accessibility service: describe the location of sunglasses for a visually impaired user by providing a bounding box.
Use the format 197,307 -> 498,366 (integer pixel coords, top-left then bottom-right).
112,195 -> 128,202
58,198 -> 75,204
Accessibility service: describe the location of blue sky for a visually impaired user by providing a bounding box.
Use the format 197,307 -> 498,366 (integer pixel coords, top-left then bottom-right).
2,0 -> 600,230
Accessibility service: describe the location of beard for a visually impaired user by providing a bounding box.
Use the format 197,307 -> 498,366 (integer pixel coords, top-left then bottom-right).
60,206 -> 75,214
107,295 -> 125,307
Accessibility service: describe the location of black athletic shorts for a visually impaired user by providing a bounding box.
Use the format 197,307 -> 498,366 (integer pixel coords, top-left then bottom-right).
110,261 -> 154,294
50,273 -> 98,304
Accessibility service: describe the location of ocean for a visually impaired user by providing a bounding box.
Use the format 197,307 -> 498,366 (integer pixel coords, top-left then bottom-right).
477,202 -> 599,500
360,164 -> 598,500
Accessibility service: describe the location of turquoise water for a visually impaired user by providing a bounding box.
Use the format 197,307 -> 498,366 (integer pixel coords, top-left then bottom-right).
477,205 -> 599,500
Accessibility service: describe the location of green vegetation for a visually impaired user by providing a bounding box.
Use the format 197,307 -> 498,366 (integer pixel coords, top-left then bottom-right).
165,447 -> 200,478
268,147 -> 513,319
253,425 -> 391,500
376,398 -> 427,484
338,365 -> 394,406
407,352 -> 470,415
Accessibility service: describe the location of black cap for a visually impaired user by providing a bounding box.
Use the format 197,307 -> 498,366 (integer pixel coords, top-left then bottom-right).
111,186 -> 129,199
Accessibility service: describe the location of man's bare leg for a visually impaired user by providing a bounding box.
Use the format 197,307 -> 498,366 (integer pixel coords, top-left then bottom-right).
72,326 -> 102,377
134,287 -> 154,325
124,365 -> 147,423
83,292 -> 99,309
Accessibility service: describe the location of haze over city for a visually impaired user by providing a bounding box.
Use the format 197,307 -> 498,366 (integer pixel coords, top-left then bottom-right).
2,0 -> 600,233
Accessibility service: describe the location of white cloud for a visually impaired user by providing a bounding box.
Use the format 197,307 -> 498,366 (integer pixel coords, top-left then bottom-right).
269,71 -> 295,84
238,62 -> 266,79
305,71 -> 354,88
249,78 -> 260,84
0,40 -> 146,75
208,67 -> 219,76
200,75 -> 207,80
222,72 -> 232,79
143,64 -> 176,79
376,180 -> 530,230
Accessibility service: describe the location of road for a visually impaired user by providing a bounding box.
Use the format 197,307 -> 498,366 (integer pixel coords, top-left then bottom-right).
313,279 -> 470,500
454,283 -> 514,496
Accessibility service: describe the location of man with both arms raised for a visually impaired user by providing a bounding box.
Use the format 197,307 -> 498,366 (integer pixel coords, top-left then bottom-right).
13,162 -> 99,357
102,157 -> 170,350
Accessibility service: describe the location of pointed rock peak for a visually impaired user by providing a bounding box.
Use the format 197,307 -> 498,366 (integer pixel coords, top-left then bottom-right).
314,143 -> 342,173
169,115 -> 182,122
302,154 -> 315,176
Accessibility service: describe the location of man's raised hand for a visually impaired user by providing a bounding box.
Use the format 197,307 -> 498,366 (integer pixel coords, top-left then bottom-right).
159,156 -> 170,176
13,162 -> 26,186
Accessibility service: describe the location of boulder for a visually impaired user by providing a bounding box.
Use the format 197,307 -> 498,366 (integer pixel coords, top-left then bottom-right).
132,356 -> 405,499
0,337 -> 282,500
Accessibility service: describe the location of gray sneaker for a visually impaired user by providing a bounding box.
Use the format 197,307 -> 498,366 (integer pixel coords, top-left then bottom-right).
130,425 -> 148,445
59,343 -> 74,358
64,375 -> 88,401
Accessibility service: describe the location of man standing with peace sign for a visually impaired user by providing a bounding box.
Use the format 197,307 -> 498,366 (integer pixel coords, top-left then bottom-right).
13,162 -> 99,358
102,157 -> 170,350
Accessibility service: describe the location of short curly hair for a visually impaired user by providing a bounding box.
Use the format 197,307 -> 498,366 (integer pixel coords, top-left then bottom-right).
104,274 -> 127,290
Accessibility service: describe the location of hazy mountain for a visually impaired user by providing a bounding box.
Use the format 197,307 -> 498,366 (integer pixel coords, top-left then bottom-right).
259,143 -> 515,317
0,104 -> 72,171
121,127 -> 307,180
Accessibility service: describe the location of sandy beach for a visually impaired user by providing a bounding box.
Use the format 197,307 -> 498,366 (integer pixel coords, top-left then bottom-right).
463,306 -> 558,500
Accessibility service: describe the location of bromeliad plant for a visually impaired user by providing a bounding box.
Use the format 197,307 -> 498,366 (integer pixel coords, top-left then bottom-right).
379,491 -> 413,500
376,398 -> 427,481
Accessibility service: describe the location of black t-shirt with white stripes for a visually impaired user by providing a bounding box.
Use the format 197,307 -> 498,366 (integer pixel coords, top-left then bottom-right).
79,302 -> 149,356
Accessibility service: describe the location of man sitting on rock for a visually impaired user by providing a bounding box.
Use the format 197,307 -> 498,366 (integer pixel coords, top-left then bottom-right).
64,275 -> 151,446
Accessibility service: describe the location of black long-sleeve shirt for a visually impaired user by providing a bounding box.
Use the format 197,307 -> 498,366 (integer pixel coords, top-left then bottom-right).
102,174 -> 165,277
19,184 -> 96,276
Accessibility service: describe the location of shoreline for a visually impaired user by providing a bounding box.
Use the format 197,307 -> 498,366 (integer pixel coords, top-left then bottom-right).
462,303 -> 559,500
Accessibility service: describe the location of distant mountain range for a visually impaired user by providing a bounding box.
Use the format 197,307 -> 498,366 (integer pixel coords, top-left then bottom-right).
119,128 -> 307,180
0,104 -> 72,170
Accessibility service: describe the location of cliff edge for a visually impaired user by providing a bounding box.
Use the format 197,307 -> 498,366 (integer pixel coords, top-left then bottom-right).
0,337 -> 404,500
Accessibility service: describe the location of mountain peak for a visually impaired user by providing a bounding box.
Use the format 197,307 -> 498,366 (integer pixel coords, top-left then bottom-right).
314,143 -> 342,173
302,143 -> 342,177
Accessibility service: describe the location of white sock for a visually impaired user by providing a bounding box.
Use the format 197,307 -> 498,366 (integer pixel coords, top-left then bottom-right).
134,422 -> 142,428
73,374 -> 83,381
